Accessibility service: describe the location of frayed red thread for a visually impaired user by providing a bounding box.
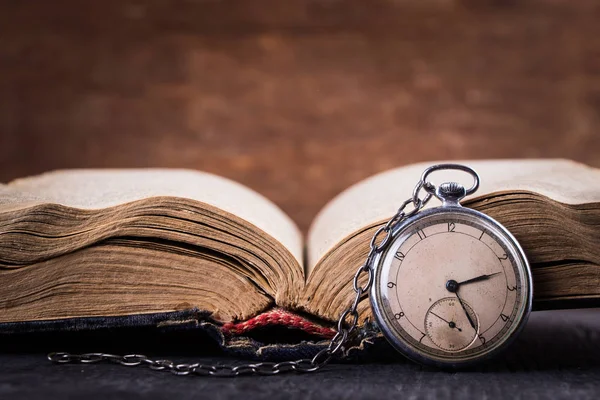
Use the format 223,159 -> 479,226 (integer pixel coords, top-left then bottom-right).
221,309 -> 335,339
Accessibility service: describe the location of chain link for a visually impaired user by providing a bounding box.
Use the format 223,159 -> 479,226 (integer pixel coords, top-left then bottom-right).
48,178 -> 434,377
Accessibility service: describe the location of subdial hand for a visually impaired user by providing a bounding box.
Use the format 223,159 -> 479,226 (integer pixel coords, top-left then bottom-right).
430,311 -> 462,332
454,292 -> 476,330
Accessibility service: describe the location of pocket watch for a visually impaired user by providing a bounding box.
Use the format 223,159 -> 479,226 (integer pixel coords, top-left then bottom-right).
370,164 -> 533,368
49,164 -> 533,375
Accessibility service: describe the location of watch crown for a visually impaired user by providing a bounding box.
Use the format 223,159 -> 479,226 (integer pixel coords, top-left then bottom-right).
439,182 -> 464,195
436,182 -> 467,206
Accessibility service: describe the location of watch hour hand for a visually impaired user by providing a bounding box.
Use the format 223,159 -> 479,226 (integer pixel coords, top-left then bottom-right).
446,272 -> 502,293
457,271 -> 502,286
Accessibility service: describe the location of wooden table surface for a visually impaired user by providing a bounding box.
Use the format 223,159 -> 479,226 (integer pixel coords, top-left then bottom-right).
1,0 -> 599,232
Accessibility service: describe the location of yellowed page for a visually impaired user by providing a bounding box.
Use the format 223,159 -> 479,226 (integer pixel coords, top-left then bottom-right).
307,159 -> 600,274
0,169 -> 302,264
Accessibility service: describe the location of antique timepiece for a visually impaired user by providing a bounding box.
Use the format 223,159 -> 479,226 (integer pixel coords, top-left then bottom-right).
370,164 -> 532,368
49,164 -> 533,375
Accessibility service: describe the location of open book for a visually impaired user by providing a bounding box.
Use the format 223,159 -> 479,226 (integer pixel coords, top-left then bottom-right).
1,159 -> 599,339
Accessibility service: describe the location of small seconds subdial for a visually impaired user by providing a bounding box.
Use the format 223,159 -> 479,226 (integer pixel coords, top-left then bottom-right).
425,297 -> 479,352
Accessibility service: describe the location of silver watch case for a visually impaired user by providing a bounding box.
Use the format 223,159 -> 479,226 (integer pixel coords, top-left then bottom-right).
369,203 -> 533,369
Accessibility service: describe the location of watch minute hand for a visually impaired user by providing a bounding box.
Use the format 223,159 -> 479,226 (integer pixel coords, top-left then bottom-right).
454,292 -> 476,330
458,271 -> 502,286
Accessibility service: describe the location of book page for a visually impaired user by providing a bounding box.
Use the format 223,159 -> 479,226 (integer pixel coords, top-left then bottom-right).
307,159 -> 600,275
0,169 -> 303,264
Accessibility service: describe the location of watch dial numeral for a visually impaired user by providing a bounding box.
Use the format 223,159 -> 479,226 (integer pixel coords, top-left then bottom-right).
419,332 -> 426,343
507,285 -> 517,291
479,231 -> 485,240
417,229 -> 427,240
500,313 -> 509,322
387,281 -> 396,288
394,312 -> 405,320
478,334 -> 486,345
394,251 -> 405,261
498,253 -> 508,261
448,222 -> 456,232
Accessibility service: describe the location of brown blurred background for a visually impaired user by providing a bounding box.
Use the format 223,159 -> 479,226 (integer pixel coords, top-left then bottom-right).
1,0 -> 599,232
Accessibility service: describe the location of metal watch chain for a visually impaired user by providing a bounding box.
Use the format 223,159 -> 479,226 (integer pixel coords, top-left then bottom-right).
48,179 -> 436,377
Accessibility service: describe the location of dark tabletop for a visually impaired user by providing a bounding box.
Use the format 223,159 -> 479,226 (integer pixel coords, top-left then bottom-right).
2,309 -> 599,400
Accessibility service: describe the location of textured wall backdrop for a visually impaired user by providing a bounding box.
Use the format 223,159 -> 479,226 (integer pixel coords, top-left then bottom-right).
1,0 -> 599,232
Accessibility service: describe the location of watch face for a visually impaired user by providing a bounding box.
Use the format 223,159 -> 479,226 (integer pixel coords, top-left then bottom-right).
371,207 -> 532,368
